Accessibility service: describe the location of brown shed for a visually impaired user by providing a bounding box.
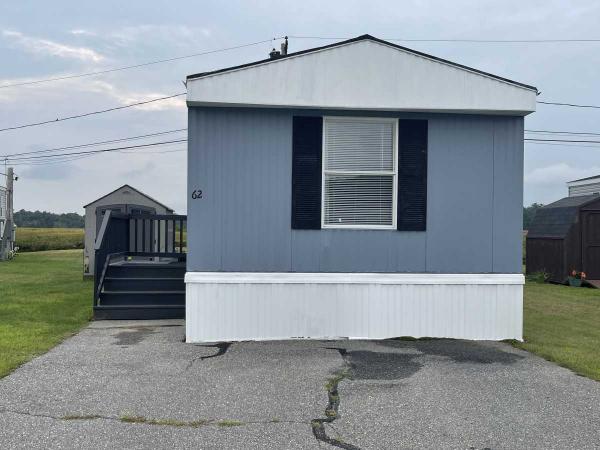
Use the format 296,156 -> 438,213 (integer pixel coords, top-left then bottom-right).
526,194 -> 600,283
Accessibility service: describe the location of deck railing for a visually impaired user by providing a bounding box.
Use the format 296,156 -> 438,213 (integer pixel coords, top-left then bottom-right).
94,211 -> 187,305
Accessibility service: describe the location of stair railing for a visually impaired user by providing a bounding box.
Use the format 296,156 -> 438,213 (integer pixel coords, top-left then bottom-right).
94,211 -> 130,305
93,212 -> 187,306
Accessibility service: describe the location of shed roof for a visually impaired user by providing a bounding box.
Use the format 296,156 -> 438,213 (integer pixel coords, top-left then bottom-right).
527,194 -> 600,238
186,34 -> 537,115
83,184 -> 174,212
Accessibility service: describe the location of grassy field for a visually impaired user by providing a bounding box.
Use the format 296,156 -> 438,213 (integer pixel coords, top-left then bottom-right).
519,280 -> 600,381
16,227 -> 84,252
0,250 -> 91,378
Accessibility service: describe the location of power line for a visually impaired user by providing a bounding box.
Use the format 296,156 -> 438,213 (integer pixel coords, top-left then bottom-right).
11,153 -> 98,166
10,146 -> 188,166
537,100 -> 600,109
289,35 -> 600,43
5,125 -> 600,160
4,139 -> 186,162
525,129 -> 600,136
0,93 -> 186,132
0,38 -> 284,89
117,147 -> 186,155
8,135 -> 600,166
525,141 -> 600,149
525,138 -> 600,143
0,128 -> 187,158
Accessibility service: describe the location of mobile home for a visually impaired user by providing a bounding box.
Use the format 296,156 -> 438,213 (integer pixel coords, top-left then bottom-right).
184,35 -> 537,342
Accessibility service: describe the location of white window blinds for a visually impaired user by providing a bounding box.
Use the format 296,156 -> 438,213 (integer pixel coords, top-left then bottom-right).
322,117 -> 397,228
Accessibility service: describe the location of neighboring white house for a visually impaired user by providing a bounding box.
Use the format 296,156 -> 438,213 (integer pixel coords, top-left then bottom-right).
567,175 -> 600,197
83,185 -> 174,276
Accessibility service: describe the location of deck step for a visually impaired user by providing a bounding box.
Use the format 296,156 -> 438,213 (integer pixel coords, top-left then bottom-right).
99,291 -> 185,306
106,265 -> 185,279
93,305 -> 185,320
103,277 -> 185,291
95,260 -> 186,320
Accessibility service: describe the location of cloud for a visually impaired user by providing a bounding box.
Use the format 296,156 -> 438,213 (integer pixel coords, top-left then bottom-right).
0,75 -> 184,111
20,161 -> 77,181
70,29 -> 97,37
525,163 -> 600,187
2,30 -> 104,62
86,80 -> 186,111
109,24 -> 211,48
120,160 -> 157,178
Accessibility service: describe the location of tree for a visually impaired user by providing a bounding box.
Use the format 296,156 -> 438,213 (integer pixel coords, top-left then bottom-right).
523,203 -> 544,230
13,209 -> 84,228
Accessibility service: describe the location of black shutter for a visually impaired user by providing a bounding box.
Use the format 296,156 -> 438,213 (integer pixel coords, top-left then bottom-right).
292,116 -> 322,229
397,120 -> 428,231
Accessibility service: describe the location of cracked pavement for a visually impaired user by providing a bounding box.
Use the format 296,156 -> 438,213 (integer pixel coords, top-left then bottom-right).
0,320 -> 599,449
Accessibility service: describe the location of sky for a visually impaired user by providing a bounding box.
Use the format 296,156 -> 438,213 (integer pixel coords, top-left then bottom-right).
1,0 -> 600,214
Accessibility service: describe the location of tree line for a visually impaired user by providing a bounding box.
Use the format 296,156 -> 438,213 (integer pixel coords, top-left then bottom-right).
523,203 -> 543,230
13,209 -> 84,228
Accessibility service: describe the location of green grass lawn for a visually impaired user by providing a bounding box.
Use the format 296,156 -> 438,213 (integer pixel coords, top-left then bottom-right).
0,250 -> 91,378
16,227 -> 84,252
520,280 -> 600,381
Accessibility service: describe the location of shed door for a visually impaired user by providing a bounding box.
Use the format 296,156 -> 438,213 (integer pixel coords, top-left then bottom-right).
127,205 -> 155,215
95,205 -> 126,237
582,211 -> 600,279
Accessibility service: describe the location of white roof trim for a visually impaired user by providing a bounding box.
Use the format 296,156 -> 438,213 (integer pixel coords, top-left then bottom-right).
187,37 -> 537,115
567,176 -> 600,187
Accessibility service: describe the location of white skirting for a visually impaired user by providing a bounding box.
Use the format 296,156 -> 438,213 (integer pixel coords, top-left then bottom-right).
185,272 -> 524,343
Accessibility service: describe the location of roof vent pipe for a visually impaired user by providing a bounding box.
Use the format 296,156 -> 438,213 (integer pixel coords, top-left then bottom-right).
280,36 -> 288,56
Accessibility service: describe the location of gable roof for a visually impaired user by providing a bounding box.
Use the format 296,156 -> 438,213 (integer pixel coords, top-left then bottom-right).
528,195 -> 600,238
568,174 -> 600,184
544,194 -> 600,209
186,34 -> 537,116
83,184 -> 174,212
188,34 -> 537,91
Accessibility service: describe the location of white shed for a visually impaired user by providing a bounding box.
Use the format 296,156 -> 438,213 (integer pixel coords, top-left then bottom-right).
83,185 -> 173,276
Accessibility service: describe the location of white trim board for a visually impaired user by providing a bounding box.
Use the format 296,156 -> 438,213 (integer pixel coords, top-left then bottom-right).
567,177 -> 600,188
185,272 -> 524,342
184,272 -> 524,285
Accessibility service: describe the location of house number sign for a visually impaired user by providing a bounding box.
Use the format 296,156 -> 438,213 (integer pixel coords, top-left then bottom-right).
191,189 -> 203,199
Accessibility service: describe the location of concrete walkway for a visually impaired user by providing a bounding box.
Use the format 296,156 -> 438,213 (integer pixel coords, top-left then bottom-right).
0,320 -> 599,449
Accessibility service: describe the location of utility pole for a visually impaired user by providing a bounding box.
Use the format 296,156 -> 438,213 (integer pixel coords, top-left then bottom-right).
0,167 -> 14,260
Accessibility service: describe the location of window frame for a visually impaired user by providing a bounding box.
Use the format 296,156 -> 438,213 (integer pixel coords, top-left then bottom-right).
321,116 -> 398,230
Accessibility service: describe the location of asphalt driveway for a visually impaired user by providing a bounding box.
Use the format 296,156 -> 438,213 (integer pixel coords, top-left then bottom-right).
0,320 -> 599,449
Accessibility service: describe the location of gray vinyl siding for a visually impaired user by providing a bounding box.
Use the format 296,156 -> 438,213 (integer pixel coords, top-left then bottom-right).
569,183 -> 600,197
187,107 -> 524,274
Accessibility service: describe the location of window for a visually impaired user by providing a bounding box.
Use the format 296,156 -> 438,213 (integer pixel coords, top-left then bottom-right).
322,117 -> 397,229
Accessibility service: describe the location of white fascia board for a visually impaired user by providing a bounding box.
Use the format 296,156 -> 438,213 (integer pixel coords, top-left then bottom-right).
567,177 -> 600,187
185,272 -> 525,285
187,40 -> 537,115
